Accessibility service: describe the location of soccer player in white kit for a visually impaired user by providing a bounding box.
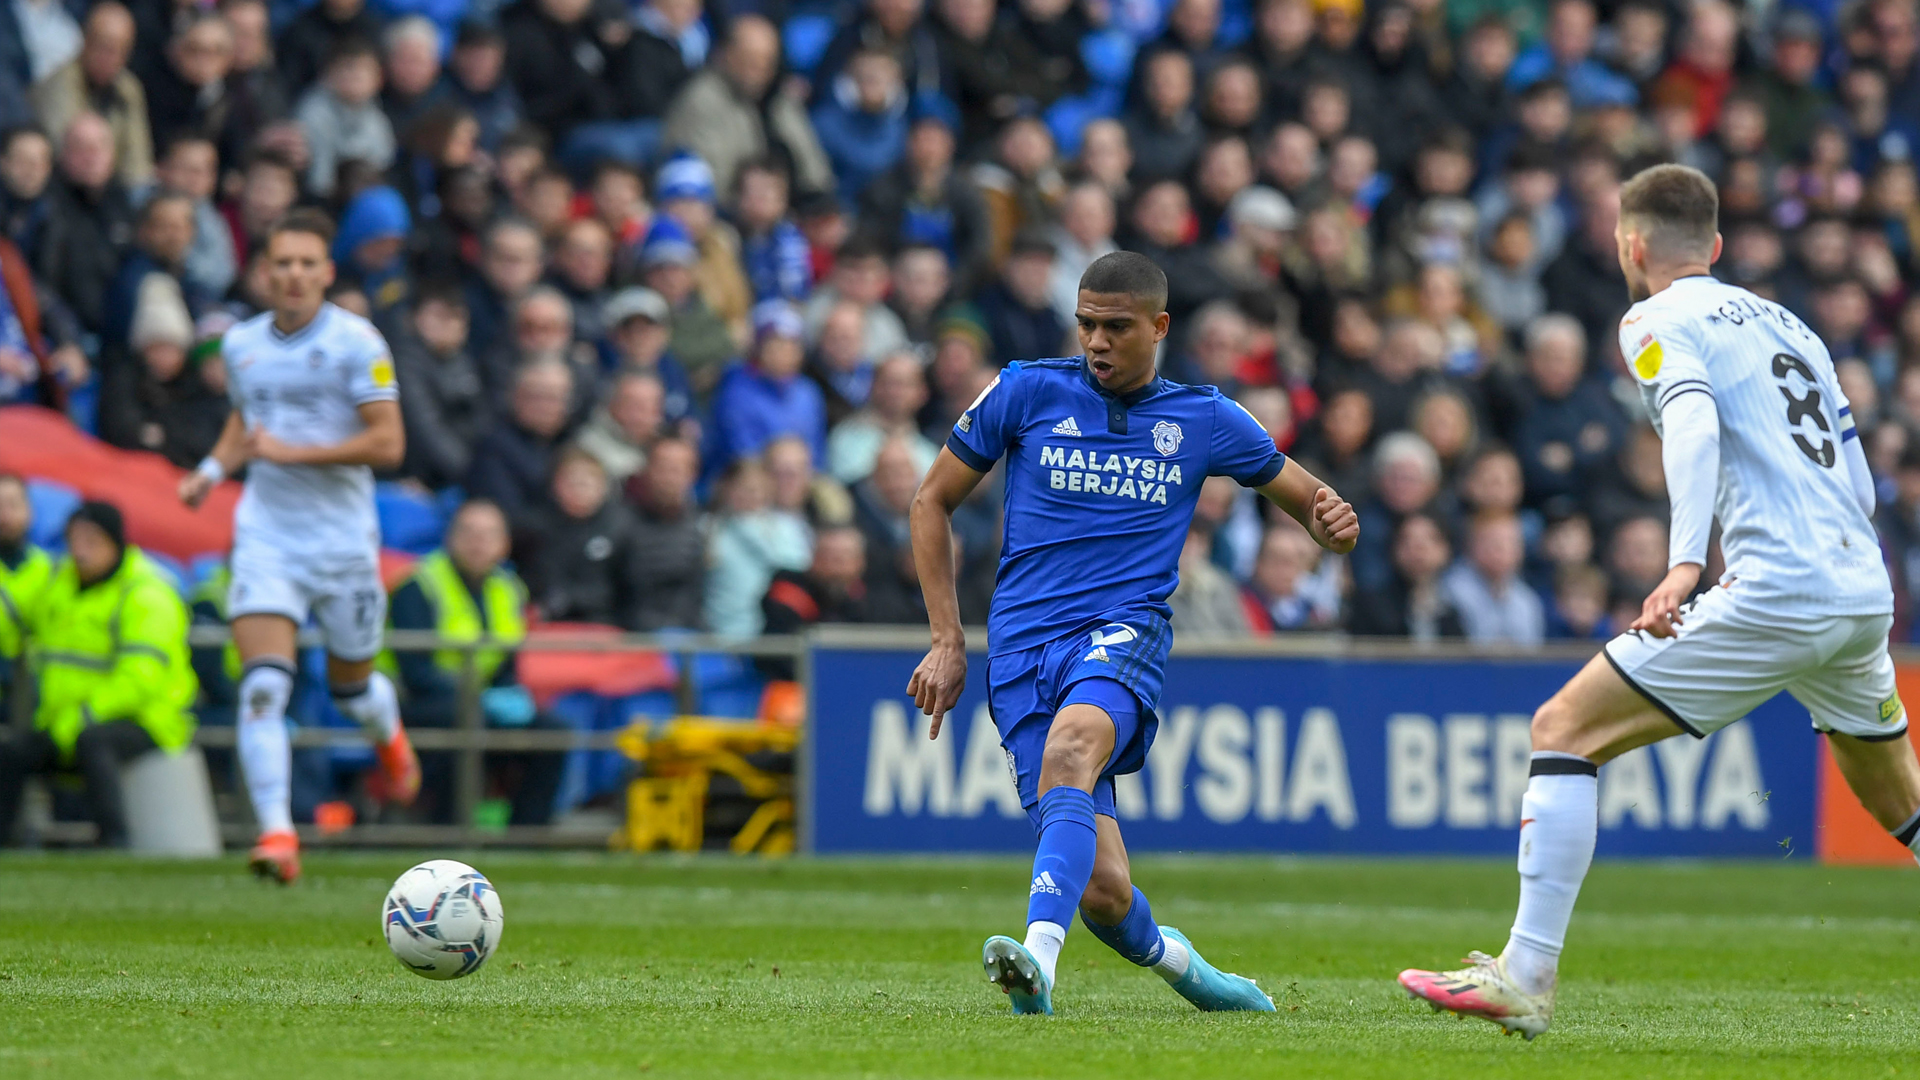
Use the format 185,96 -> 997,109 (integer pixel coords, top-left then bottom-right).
178,209 -> 420,884
1397,165 -> 1920,1038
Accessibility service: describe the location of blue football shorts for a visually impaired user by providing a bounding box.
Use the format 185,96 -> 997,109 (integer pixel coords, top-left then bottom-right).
984,613 -> 1171,831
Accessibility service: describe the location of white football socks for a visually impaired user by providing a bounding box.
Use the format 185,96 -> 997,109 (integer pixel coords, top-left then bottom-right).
237,660 -> 296,835
1024,921 -> 1066,986
1150,934 -> 1191,982
1892,806 -> 1920,867
332,671 -> 401,744
1503,752 -> 1599,996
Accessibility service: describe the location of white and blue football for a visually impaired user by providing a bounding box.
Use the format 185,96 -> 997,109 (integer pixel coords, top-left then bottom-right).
382,859 -> 504,980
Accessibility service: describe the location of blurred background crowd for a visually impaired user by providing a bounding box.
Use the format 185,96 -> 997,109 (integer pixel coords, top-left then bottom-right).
5,0 -> 1920,648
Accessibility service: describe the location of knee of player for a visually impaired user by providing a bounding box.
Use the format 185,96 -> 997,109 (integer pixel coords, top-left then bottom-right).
1530,698 -> 1578,752
1041,721 -> 1107,778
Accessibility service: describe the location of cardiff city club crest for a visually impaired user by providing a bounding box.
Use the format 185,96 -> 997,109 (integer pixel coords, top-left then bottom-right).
1151,420 -> 1183,456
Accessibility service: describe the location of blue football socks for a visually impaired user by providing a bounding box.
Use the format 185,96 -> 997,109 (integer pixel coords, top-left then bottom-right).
1027,786 -> 1097,932
1080,885 -> 1166,967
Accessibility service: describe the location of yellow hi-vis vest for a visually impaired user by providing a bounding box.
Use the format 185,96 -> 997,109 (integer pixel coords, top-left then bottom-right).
34,548 -> 197,757
387,551 -> 528,687
0,543 -> 53,661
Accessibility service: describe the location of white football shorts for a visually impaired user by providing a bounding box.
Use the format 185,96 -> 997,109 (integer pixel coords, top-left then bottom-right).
227,541 -> 387,662
1603,584 -> 1905,741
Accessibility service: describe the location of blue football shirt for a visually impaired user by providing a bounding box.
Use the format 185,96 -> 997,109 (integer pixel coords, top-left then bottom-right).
947,357 -> 1285,656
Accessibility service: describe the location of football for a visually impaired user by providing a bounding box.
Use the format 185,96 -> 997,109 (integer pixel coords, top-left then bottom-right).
381,859 -> 504,980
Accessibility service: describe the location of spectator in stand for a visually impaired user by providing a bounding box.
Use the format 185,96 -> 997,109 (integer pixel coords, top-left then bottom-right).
277,0 -> 383,96
626,437 -> 707,630
102,190 -> 202,364
978,229 -> 1067,363
222,148 -> 298,267
490,286 -> 599,422
548,218 -> 615,347
1541,183 -> 1626,368
656,154 -> 751,345
466,357 -> 573,525
1048,181 -> 1118,326
762,525 -> 870,637
102,273 -> 224,466
219,0 -> 287,154
294,37 -> 396,198
858,94 -> 992,293
706,455 -> 811,637
1349,430 -> 1445,593
588,159 -> 649,267
1476,211 -> 1545,334
387,499 -> 564,827
852,436 -> 930,622
663,14 -> 835,199
464,217 -> 544,388
150,135 -> 233,301
889,243 -> 950,346
1606,513 -> 1669,612
0,126 -> 53,256
142,13 -> 234,157
1442,510 -> 1545,646
32,3 -> 151,188
1753,9 -> 1829,163
639,215 -> 735,393
331,184 -> 411,313
768,433 -> 855,531
809,299 -> 877,425
1170,525 -> 1251,636
830,352 -> 935,483
1242,523 -> 1342,632
1168,299 -> 1249,392
1355,318 -> 1445,436
379,17 -> 449,138
1549,562 -> 1612,640
499,0 -> 617,161
1877,444 -> 1920,641
574,371 -> 664,485
1505,0 -> 1636,110
0,474 -> 48,713
1349,512 -> 1463,638
708,300 -> 827,474
1126,48 -> 1204,185
627,0 -> 703,116
602,287 -> 694,429
392,283 -> 485,491
519,449 -> 642,628
0,225 -> 77,408
810,48 -> 909,205
813,0 -> 942,107
445,21 -> 520,154
933,0 -> 1079,152
734,158 -> 812,305
1126,179 -> 1229,323
803,235 -> 910,360
1512,313 -> 1624,508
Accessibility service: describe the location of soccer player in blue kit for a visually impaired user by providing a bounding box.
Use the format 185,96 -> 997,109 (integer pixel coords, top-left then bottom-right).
906,252 -> 1360,1015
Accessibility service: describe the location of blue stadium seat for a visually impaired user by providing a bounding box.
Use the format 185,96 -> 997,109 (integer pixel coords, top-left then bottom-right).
188,553 -> 227,589
1082,29 -> 1138,88
690,653 -> 766,719
375,482 -> 447,555
1047,85 -> 1124,158
24,479 -> 79,550
783,12 -> 838,75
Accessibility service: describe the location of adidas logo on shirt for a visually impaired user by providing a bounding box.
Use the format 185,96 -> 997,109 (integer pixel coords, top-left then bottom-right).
1030,871 -> 1063,896
1051,417 -> 1082,436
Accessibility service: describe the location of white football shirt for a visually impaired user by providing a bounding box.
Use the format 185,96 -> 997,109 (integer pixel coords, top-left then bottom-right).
223,303 -> 397,569
1618,275 -> 1891,616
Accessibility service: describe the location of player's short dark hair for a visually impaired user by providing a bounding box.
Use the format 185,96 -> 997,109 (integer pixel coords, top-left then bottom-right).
269,207 -> 337,247
1078,251 -> 1169,313
1620,163 -> 1718,260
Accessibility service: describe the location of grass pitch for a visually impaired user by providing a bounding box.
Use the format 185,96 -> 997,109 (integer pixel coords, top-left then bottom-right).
1,854 -> 1917,1078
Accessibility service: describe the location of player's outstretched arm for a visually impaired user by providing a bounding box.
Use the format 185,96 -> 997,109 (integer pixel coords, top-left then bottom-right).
905,448 -> 987,738
180,410 -> 250,508
246,400 -> 406,469
1256,458 -> 1359,555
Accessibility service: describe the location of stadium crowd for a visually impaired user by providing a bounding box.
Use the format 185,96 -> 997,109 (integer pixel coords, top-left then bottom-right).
4,0 -> 1920,652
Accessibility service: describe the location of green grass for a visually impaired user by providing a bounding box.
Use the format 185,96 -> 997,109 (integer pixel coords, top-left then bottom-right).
2,854 -> 1918,1078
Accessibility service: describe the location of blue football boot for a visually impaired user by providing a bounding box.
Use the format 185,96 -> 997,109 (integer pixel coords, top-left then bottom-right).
982,935 -> 1054,1016
1160,927 -> 1275,1012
